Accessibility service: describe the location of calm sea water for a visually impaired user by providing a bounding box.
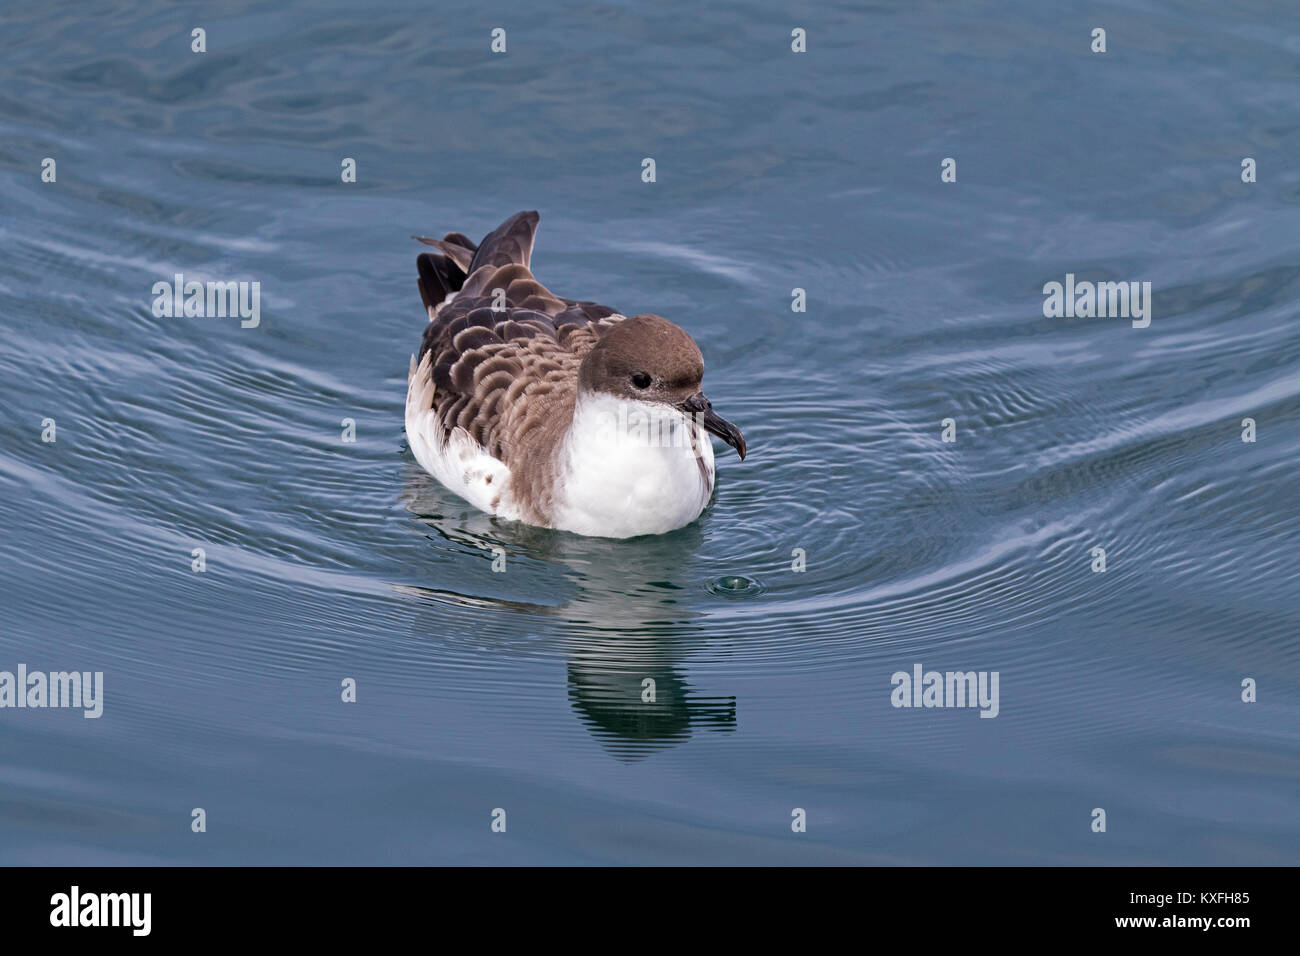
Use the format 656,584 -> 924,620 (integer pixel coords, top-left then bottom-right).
1,0 -> 1298,865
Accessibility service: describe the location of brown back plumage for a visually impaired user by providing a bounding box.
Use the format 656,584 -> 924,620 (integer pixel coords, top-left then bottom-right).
411,212 -> 629,515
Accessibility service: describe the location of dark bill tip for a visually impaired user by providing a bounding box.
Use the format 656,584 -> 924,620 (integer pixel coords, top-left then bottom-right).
677,392 -> 747,460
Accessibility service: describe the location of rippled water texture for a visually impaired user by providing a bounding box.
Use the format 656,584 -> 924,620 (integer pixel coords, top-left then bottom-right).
1,0 -> 1298,864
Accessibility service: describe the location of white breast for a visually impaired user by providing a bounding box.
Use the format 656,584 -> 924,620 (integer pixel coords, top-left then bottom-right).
551,392 -> 716,538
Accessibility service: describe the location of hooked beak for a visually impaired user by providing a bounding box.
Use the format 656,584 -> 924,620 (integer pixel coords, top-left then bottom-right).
677,392 -> 747,460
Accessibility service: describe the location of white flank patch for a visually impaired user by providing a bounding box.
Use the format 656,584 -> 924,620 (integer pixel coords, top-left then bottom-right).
405,353 -> 517,519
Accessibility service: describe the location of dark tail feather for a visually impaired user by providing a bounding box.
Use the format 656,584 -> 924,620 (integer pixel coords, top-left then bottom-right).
413,231 -> 480,314
416,253 -> 458,313
413,213 -> 536,315
413,235 -> 475,272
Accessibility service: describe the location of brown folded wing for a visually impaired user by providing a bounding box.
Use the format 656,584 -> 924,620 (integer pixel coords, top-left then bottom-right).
412,211 -> 624,470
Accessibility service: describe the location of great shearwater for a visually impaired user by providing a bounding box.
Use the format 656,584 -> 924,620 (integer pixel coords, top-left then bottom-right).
404,211 -> 747,539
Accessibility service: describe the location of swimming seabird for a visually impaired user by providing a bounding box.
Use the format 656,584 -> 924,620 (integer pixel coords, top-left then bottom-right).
404,211 -> 747,539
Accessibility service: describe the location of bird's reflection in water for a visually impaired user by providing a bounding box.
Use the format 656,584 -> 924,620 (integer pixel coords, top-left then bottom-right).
399,467 -> 736,759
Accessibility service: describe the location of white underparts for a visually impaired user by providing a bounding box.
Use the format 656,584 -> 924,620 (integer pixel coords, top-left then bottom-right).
551,392 -> 716,538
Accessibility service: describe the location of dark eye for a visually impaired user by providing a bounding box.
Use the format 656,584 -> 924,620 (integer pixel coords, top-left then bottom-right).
631,372 -> 652,389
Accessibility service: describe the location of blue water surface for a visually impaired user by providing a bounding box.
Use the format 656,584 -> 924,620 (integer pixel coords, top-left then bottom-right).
1,0 -> 1298,864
